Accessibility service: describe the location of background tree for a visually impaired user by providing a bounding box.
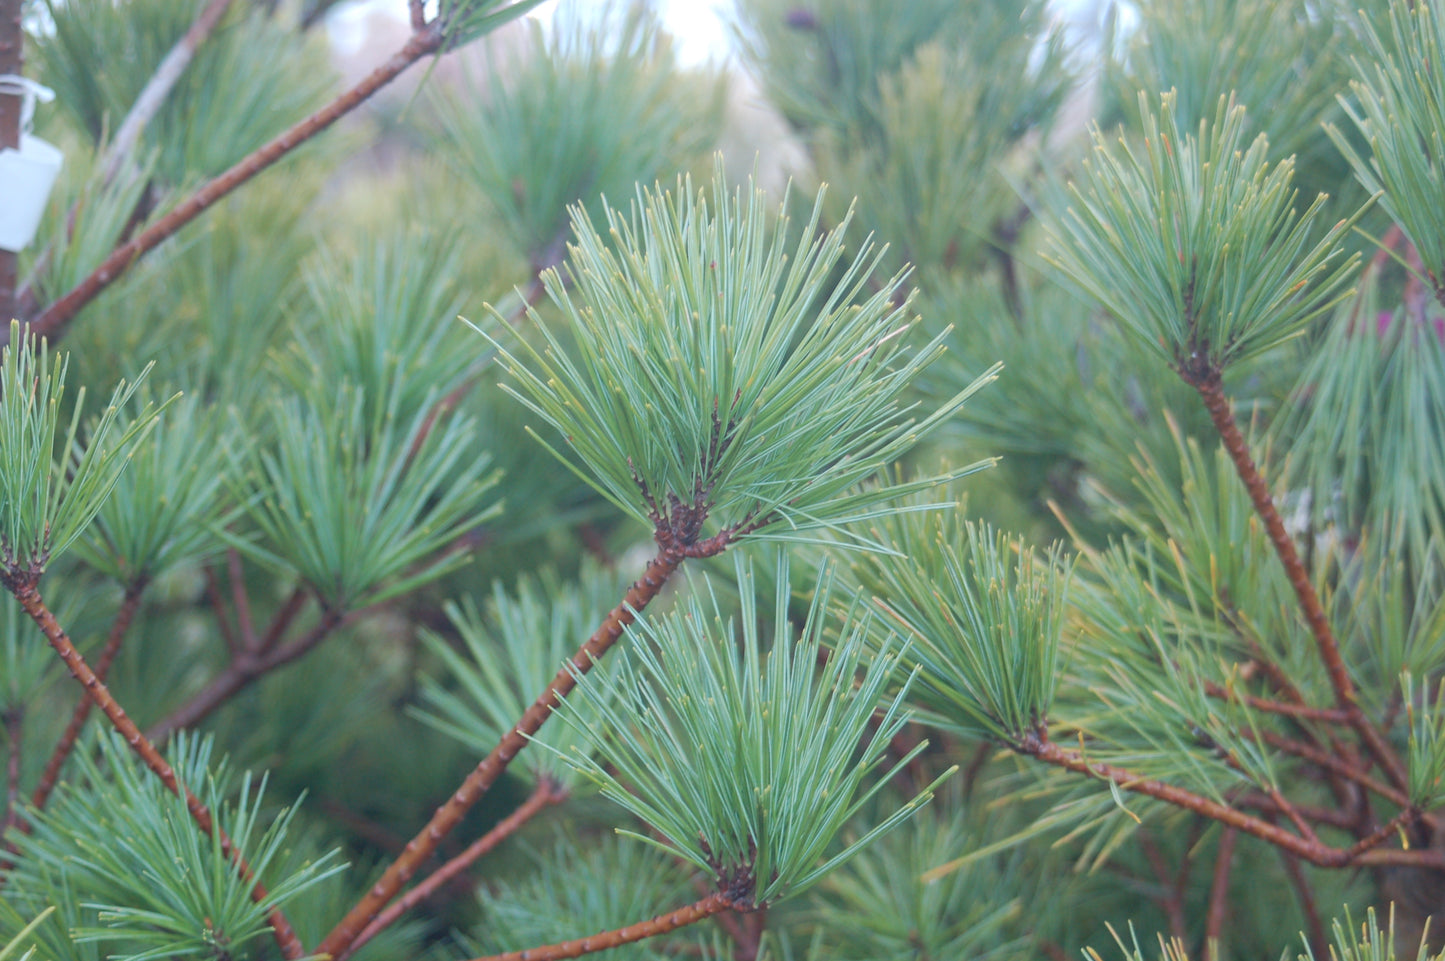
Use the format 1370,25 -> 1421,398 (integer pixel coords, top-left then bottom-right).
1,1 -> 1444,960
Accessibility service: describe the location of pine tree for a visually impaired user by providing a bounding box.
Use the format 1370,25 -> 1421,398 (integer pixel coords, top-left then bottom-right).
2,1 -> 1444,960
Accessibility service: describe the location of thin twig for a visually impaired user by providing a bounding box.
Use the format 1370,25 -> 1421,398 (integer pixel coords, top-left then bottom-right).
1274,836 -> 1327,960
30,580 -> 148,812
317,539 -> 707,961
1202,681 -> 1352,723
1017,732 -> 1421,869
257,586 -> 309,653
1188,370 -> 1410,794
100,0 -> 236,185
349,778 -> 568,954
204,564 -> 241,656
1202,826 -> 1237,955
1138,829 -> 1189,945
470,892 -> 739,961
1232,794 -> 1359,832
5,577 -> 304,959
22,23 -> 449,342
145,607 -> 347,743
228,548 -> 256,651
1257,731 -> 1411,810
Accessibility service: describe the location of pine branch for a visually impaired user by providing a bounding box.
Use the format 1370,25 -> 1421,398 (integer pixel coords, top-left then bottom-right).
18,24 -> 449,343
1188,368 -> 1410,794
469,892 -> 738,961
1202,826 -> 1236,954
30,578 -> 148,812
228,548 -> 256,651
1137,829 -> 1189,945
1202,681 -> 1353,723
6,577 -> 305,959
349,777 -> 568,954
317,541 -> 699,961
1017,732 -> 1423,869
1256,731 -> 1411,810
1274,835 -> 1328,960
204,564 -> 241,657
146,606 -> 346,744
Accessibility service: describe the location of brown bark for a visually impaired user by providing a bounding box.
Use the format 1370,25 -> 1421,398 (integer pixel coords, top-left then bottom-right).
1190,370 -> 1409,794
471,892 -> 736,961
146,608 -> 344,744
23,25 -> 446,342
317,546 -> 687,961
1202,826 -> 1237,954
30,581 -> 147,812
1018,733 -> 1421,869
349,778 -> 567,953
7,577 -> 303,958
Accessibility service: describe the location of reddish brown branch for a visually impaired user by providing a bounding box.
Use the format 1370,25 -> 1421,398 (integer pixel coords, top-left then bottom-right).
1189,371 -> 1409,794
1203,826 -> 1237,952
258,587 -> 309,653
146,607 -> 346,744
204,564 -> 241,656
471,892 -> 738,961
31,580 -> 148,812
1202,681 -> 1352,723
349,778 -> 568,954
1138,830 -> 1189,944
1018,733 -> 1421,869
23,24 -> 447,342
228,548 -> 256,650
6,577 -> 303,958
1275,842 -> 1327,960
1257,731 -> 1411,810
317,543 -> 693,961
1233,793 -> 1359,832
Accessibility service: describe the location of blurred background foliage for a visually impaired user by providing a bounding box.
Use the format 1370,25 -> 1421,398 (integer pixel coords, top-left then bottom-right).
4,0 -> 1445,959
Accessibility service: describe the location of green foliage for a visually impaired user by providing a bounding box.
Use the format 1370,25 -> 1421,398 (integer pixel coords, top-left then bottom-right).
73,396 -> 233,586
809,793 -> 1051,961
550,556 -> 944,905
0,907 -> 55,961
1299,907 -> 1445,961
1045,92 -> 1361,377
735,0 -> 1059,142
1331,0 -> 1445,291
848,507 -> 1070,744
32,0 -> 334,183
12,0 -> 1445,958
412,559 -> 631,788
3,733 -> 342,961
1403,674 -> 1445,810
460,833 -> 696,960
282,229 -> 478,426
816,40 -> 1065,275
234,385 -> 500,609
434,0 -> 548,50
0,323 -> 161,579
1281,271 -> 1445,580
488,164 -> 996,549
1105,0 -> 1352,174
436,6 -> 724,265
